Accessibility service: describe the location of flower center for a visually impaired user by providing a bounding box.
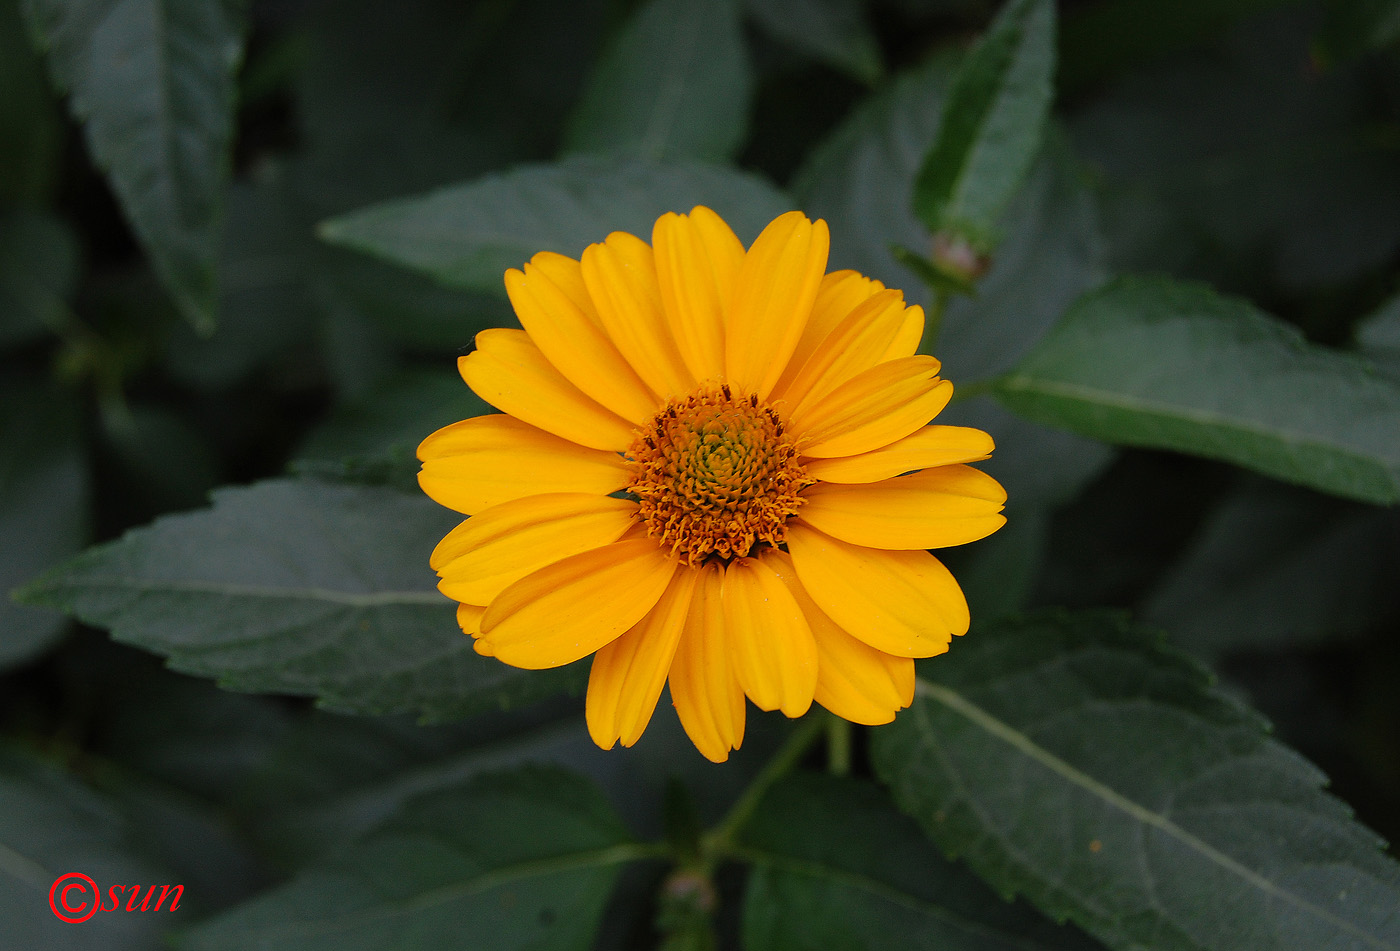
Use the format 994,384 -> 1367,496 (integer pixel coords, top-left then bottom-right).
627,385 -> 813,566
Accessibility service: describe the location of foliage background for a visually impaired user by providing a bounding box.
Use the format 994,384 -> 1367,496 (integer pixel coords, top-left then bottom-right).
3,0 -> 1400,948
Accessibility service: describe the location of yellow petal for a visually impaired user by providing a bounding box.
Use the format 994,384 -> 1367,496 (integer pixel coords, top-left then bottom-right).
725,211 -> 829,399
804,425 -> 994,483
786,522 -> 969,657
779,290 -> 912,415
791,356 -> 954,458
798,465 -> 1007,550
456,603 -> 486,638
417,414 -> 631,515
459,329 -> 638,451
478,538 -> 678,669
506,255 -> 658,424
586,569 -> 700,750
669,561 -> 746,762
434,494 -> 638,605
653,207 -> 744,382
722,552 -> 816,717
581,231 -> 695,400
766,552 -> 913,725
769,270 -> 887,405
884,304 -> 925,361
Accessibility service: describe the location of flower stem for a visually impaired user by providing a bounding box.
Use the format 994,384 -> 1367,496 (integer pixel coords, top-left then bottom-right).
701,714 -> 826,862
924,287 -> 950,355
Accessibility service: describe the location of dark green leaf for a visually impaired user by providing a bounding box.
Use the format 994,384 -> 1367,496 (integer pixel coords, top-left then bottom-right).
745,0 -> 883,85
318,157 -> 793,294
17,479 -> 585,719
911,0 -> 1056,251
1069,13 -> 1400,295
739,773 -> 1101,951
178,767 -> 645,951
1356,292 -> 1400,382
994,277 -> 1400,504
1,382 -> 88,670
873,610 -> 1400,951
565,0 -> 750,162
0,0 -> 63,204
297,369 -> 492,467
795,56 -> 1106,382
793,52 -> 957,285
1141,484 -> 1400,656
0,210 -> 78,351
163,178 -> 317,390
0,750 -> 177,951
1318,0 -> 1400,61
22,0 -> 245,332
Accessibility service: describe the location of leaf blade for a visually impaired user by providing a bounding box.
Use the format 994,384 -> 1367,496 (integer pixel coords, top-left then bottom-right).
317,157 -> 794,294
994,277 -> 1400,504
911,0 -> 1056,250
873,611 -> 1400,951
22,0 -> 244,331
177,766 -> 642,951
565,0 -> 751,162
17,479 -> 585,719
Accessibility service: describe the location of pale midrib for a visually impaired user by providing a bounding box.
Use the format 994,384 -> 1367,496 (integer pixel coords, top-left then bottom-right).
998,375 -> 1387,469
915,678 -> 1397,950
731,846 -> 1071,951
62,576 -> 445,608
231,842 -> 660,940
640,13 -> 702,159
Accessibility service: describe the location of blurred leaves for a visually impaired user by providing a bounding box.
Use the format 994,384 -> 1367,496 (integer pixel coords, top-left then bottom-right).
0,209 -> 78,351
18,479 -> 587,719
1141,483 -> 1400,657
319,158 -> 794,293
745,0 -> 883,85
178,767 -> 643,951
1318,0 -> 1400,61
0,382 -> 88,670
565,0 -> 751,162
0,749 -> 177,951
874,611 -> 1400,951
22,0 -> 246,332
0,0 -> 63,204
739,773 -> 1101,951
912,0 -> 1056,253
995,277 -> 1400,504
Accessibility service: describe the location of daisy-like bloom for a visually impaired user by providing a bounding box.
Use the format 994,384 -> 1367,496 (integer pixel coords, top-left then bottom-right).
418,207 -> 1006,762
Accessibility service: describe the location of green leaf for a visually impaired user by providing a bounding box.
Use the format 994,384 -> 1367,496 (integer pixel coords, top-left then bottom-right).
22,0 -> 246,332
0,0 -> 64,204
1141,484 -> 1400,656
318,157 -> 793,294
1,381 -> 88,670
0,210 -> 78,351
297,369 -> 492,467
1069,14 -> 1400,295
178,767 -> 645,951
739,773 -> 1101,951
1319,0 -> 1400,61
564,0 -> 750,162
0,750 -> 177,950
794,54 -> 1105,383
911,0 -> 1056,251
872,610 -> 1400,951
17,478 -> 586,719
994,277 -> 1400,505
745,0 -> 883,85
1356,292 -> 1400,383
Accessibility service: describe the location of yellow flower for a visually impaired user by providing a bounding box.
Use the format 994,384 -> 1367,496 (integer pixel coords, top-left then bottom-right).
418,207 -> 1006,762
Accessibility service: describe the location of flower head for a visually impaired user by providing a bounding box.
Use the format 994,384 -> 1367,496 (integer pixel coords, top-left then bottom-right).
418,207 -> 1006,762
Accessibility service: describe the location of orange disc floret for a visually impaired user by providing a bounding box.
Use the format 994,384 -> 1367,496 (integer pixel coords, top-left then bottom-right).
626,384 -> 814,565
